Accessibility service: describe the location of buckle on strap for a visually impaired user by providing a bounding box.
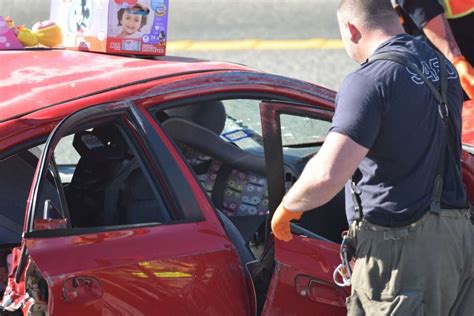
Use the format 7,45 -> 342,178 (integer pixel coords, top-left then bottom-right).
333,231 -> 354,287
350,181 -> 363,220
438,101 -> 449,120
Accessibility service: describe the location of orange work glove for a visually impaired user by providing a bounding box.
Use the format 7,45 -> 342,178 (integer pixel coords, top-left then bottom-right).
271,202 -> 304,242
453,56 -> 474,99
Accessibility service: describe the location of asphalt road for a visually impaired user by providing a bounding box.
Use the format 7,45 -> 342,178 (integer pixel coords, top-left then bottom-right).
1,0 -> 357,90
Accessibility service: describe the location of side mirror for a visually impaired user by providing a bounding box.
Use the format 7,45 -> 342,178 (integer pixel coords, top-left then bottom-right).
34,200 -> 68,230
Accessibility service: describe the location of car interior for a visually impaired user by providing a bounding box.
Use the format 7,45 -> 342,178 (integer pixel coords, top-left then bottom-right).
156,99 -> 349,258
63,125 -> 169,228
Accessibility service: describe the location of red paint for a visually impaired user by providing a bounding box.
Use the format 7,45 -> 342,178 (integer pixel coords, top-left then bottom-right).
0,50 -> 250,121
461,151 -> 474,202
26,221 -> 250,315
263,236 -> 349,315
1,247 -> 28,310
461,100 -> 474,202
462,100 -> 474,146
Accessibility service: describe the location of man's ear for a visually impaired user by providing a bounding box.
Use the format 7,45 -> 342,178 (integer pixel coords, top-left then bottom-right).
346,21 -> 361,43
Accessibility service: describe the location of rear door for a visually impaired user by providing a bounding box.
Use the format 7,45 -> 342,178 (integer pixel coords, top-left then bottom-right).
260,101 -> 349,315
19,102 -> 251,315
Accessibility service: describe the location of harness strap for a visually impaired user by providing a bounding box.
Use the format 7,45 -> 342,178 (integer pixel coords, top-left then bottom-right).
351,51 -> 452,218
211,163 -> 233,210
350,180 -> 363,220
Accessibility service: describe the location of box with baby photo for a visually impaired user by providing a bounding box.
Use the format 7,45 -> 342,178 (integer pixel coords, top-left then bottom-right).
50,0 -> 168,55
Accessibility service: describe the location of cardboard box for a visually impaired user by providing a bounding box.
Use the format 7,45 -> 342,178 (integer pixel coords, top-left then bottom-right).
0,16 -> 23,50
50,0 -> 168,55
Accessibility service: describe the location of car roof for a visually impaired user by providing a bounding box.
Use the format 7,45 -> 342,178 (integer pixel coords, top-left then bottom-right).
0,49 -> 253,122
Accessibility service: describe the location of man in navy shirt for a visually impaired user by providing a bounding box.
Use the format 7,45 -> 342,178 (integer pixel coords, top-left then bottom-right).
271,0 -> 473,314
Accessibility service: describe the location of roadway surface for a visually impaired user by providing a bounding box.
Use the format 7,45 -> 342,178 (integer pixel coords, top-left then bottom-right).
2,0 -> 357,90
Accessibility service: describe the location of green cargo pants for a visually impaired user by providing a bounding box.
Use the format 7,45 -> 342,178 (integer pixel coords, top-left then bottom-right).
346,209 -> 473,316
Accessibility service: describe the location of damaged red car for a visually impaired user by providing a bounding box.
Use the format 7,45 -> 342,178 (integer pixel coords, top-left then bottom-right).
1,49 -> 473,315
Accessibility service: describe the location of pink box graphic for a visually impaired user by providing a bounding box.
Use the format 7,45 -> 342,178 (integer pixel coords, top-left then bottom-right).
0,16 -> 23,50
50,0 -> 168,56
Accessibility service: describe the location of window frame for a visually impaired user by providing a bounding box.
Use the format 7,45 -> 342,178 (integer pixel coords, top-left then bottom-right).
24,101 -> 202,239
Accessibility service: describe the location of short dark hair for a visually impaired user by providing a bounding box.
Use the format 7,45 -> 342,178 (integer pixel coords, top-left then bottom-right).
117,3 -> 149,31
338,0 -> 399,30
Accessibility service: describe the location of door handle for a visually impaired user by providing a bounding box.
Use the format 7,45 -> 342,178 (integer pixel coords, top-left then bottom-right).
63,276 -> 103,303
295,275 -> 347,307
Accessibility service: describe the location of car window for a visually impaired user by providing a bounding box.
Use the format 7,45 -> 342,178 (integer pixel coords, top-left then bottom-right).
0,145 -> 60,243
55,135 -> 80,183
33,118 -> 173,231
222,101 -> 331,148
277,112 -> 347,243
280,114 -> 330,146
222,99 -> 263,151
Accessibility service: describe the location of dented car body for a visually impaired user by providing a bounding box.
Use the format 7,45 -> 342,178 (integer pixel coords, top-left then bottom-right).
0,49 -> 473,315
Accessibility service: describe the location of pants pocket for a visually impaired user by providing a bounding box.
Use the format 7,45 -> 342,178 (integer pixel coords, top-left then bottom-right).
347,290 -> 424,316
346,292 -> 364,316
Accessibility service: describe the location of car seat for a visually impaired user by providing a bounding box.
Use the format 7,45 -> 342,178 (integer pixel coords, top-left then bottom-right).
66,126 -> 128,227
163,101 -> 268,242
67,125 -> 165,227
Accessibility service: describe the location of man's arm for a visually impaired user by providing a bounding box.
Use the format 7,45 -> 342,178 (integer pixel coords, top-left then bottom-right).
423,13 -> 461,61
424,14 -> 474,99
283,132 -> 369,212
271,132 -> 368,241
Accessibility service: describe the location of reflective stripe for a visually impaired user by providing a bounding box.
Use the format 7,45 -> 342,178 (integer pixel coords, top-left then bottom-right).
443,0 -> 474,19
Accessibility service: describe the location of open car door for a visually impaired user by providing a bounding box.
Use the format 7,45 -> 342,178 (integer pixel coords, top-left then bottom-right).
7,102 -> 251,315
260,101 -> 350,315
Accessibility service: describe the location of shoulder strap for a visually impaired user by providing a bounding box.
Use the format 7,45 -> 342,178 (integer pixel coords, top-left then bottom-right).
352,51 -> 451,216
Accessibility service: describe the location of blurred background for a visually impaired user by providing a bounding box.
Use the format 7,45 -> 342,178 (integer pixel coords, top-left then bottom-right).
0,0 -> 357,90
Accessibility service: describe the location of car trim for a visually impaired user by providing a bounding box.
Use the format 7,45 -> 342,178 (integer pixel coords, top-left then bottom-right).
26,103 -> 130,233
0,138 -> 47,161
126,105 -> 185,220
23,217 -> 205,239
25,101 -> 208,236
147,92 -> 333,118
135,71 -> 336,108
132,105 -> 207,220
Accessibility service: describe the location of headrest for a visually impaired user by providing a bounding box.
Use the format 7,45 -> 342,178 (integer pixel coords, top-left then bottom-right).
164,101 -> 226,135
72,125 -> 127,160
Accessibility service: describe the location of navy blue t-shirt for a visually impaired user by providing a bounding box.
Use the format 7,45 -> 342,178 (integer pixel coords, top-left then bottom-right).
331,34 -> 467,227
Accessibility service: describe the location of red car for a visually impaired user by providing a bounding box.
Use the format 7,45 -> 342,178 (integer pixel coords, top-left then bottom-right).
0,49 -> 473,315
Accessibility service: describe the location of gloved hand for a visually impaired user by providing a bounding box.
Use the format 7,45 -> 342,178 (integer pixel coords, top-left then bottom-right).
271,202 -> 304,242
453,56 -> 474,99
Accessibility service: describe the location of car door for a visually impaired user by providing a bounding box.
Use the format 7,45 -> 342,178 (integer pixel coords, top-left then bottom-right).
260,101 -> 349,315
18,101 -> 251,315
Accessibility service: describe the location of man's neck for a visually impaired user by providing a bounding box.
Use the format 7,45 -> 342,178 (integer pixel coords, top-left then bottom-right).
361,30 -> 404,62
